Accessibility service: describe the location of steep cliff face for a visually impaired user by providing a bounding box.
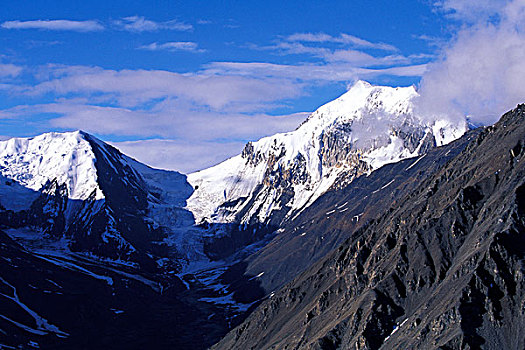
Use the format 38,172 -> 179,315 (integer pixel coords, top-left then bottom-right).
213,105 -> 525,350
187,81 -> 467,257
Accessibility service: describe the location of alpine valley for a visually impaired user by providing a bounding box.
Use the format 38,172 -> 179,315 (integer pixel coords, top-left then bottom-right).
1,81 -> 523,349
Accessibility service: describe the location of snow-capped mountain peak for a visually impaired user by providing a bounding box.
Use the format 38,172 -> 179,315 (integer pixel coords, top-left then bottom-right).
0,130 -> 196,267
0,130 -> 103,205
186,81 -> 468,227
307,80 -> 416,126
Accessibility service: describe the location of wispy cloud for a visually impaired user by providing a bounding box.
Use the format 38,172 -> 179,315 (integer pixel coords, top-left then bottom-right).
138,41 -> 205,53
413,34 -> 447,48
114,16 -> 192,32
242,31 -> 428,81
25,40 -> 62,48
20,65 -> 302,111
435,0 -> 508,22
286,32 -> 398,52
46,102 -> 307,140
204,61 -> 427,82
1,19 -> 103,32
261,41 -> 431,66
1,17 -> 194,33
0,99 -> 308,141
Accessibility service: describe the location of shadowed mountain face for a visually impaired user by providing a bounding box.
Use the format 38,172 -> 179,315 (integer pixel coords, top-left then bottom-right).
0,131 -> 194,271
212,106 -> 525,350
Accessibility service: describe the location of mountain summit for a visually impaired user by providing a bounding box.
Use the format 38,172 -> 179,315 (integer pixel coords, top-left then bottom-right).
186,81 -> 468,255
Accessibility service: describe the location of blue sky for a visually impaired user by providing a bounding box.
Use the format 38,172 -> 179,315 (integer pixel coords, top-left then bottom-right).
1,0 -> 524,172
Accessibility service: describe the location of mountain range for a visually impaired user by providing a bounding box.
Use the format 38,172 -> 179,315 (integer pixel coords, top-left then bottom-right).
1,81 -> 523,349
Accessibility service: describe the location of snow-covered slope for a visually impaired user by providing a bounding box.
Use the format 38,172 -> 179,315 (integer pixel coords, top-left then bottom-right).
187,81 -> 468,226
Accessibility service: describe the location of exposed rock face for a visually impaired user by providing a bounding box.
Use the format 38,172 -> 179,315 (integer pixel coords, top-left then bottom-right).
212,105 -> 525,350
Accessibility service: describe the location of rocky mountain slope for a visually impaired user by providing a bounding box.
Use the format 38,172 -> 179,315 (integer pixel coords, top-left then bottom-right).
231,128 -> 480,296
213,105 -> 525,349
187,81 -> 467,258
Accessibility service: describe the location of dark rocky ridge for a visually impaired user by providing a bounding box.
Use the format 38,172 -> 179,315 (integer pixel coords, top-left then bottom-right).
213,105 -> 525,349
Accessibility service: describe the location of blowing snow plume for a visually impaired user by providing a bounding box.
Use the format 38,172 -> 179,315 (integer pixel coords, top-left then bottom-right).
417,0 -> 525,125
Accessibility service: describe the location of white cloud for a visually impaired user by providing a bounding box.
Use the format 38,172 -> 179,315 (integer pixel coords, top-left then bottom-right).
0,63 -> 22,78
0,99 -> 308,139
257,41 -> 429,67
244,32 -> 429,80
286,32 -> 398,52
138,41 -> 205,53
114,16 -> 192,32
25,40 -> 62,48
1,20 -> 103,32
418,0 -> 525,125
204,61 -> 426,83
435,0 -> 508,22
22,65 -> 302,111
414,34 -> 446,48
